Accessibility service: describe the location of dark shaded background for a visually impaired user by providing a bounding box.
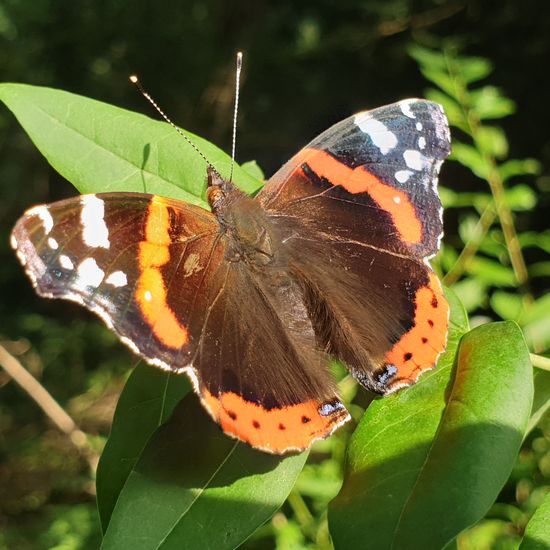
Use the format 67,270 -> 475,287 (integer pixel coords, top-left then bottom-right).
0,1 -> 548,548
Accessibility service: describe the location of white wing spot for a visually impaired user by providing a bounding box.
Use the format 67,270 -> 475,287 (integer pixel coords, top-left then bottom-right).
418,136 -> 426,150
47,237 -> 59,250
395,170 -> 413,183
404,150 -> 428,171
76,257 -> 105,288
393,196 -> 401,204
10,233 -> 18,249
106,270 -> 128,287
399,99 -> 416,118
59,255 -> 74,270
144,290 -> 152,301
27,205 -> 54,235
416,122 -> 423,131
354,113 -> 398,155
81,195 -> 110,249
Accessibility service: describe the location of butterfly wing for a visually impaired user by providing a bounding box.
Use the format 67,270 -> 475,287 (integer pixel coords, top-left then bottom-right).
12,192 -> 349,453
258,99 -> 451,393
193,262 -> 349,453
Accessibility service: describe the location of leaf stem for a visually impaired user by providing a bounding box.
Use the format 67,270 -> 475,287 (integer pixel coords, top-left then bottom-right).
530,353 -> 550,372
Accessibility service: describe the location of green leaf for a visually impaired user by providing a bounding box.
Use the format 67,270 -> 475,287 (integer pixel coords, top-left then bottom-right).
329,308 -> 533,549
526,368 -> 550,436
408,45 -> 447,72
450,142 -> 489,179
523,295 -> 550,351
491,291 -> 524,321
519,492 -> 550,549
529,261 -> 550,278
499,158 -> 541,181
452,278 -> 487,312
466,256 -> 517,287
240,159 -> 265,182
0,83 -> 262,204
475,126 -> 508,159
101,395 -> 307,549
457,57 -> 493,84
419,68 -> 460,100
443,185 -> 535,212
96,363 -> 191,532
469,86 -> 515,119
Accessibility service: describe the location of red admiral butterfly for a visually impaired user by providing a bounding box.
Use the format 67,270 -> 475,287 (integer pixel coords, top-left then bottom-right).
11,83 -> 450,453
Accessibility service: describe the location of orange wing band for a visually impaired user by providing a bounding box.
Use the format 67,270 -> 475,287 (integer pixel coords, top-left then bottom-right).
202,389 -> 350,454
385,272 -> 448,389
299,148 -> 423,245
136,197 -> 188,348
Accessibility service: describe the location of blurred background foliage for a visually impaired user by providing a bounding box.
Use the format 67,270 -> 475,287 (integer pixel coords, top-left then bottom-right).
0,0 -> 548,548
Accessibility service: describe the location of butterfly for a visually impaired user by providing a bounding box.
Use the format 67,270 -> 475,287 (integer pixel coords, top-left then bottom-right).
11,97 -> 450,454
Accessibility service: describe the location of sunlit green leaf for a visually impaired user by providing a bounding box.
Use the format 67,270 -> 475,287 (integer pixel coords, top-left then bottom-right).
452,278 -> 487,312
457,57 -> 493,84
330,309 -> 533,550
475,126 -> 508,159
450,142 -> 489,179
0,83 -> 262,204
491,291 -> 524,321
101,396 -> 307,550
470,86 -> 516,119
519,492 -> 550,549
466,256 -> 517,287
499,158 -> 541,181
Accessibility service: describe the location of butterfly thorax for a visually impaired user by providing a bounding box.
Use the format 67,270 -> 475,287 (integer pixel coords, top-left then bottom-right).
207,167 -> 280,267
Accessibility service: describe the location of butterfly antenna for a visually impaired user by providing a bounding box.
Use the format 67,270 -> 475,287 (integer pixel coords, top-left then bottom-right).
229,51 -> 243,183
129,75 -> 221,178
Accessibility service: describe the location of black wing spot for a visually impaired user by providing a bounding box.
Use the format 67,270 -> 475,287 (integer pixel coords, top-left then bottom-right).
227,410 -> 237,421
404,352 -> 413,361
278,423 -> 286,431
431,296 -> 438,308
428,319 -> 434,327
252,420 -> 261,429
421,337 -> 428,344
302,416 -> 311,424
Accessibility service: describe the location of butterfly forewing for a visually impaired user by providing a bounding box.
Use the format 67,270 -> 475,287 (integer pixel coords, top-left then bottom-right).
259,99 -> 451,393
11,193 -> 220,367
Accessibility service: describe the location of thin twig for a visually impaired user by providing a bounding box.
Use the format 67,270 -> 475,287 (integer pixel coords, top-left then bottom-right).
0,342 -> 98,471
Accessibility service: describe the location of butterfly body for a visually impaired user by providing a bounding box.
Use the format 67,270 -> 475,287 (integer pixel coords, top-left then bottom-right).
12,98 -> 450,453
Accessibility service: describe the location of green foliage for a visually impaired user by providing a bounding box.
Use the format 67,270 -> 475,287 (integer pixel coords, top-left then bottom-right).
1,75 -> 547,549
409,45 -> 550,354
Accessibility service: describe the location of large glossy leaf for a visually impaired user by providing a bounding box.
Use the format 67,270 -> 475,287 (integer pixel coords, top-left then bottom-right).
519,492 -> 550,550
96,363 -> 191,532
0,83 -> 262,203
329,295 -> 533,549
101,394 -> 308,549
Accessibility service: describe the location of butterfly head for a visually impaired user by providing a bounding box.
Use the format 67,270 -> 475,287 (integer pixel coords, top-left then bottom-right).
206,165 -> 236,214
